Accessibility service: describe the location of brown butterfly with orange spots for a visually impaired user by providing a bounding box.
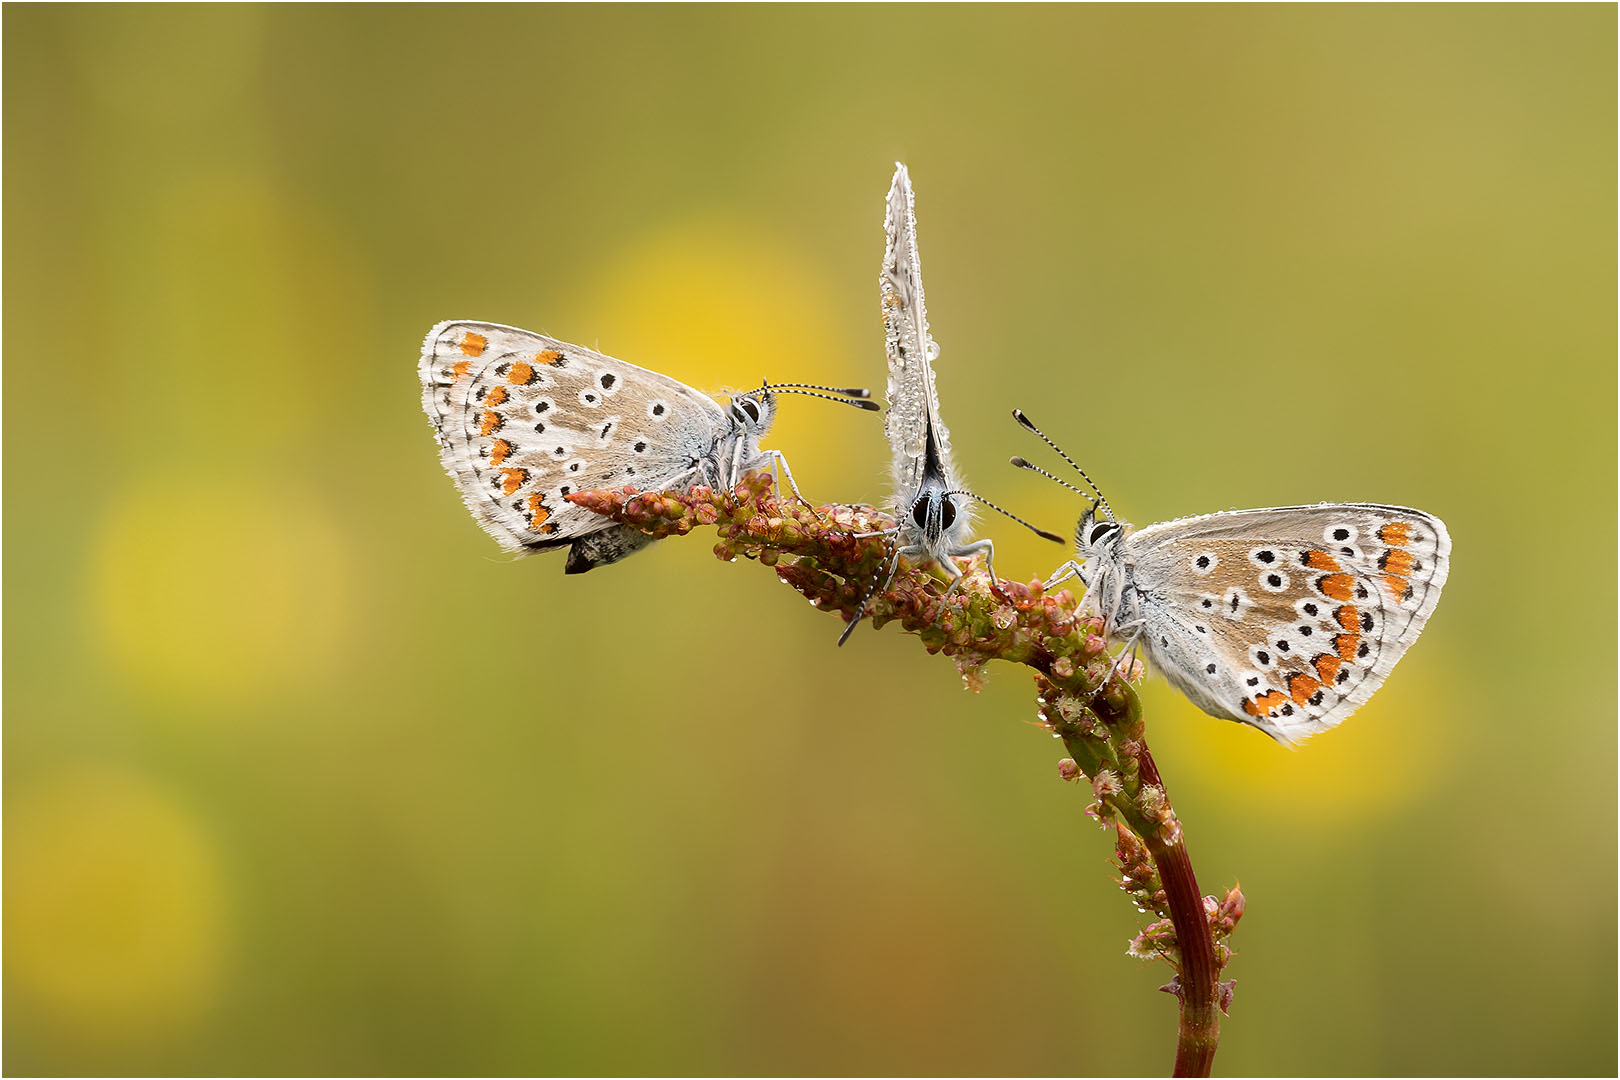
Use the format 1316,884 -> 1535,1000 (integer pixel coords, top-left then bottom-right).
1011,411 -> 1451,744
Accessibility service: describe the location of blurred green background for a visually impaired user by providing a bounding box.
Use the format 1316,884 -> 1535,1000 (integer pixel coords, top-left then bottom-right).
6,5 -> 1614,1076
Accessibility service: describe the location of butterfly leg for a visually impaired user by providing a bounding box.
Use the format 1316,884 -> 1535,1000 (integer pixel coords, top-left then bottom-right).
761,450 -> 816,513
693,456 -> 723,494
663,464 -> 700,493
937,550 -> 967,600
943,538 -> 1006,602
1042,560 -> 1085,592
1098,573 -> 1132,640
886,544 -> 926,592
729,435 -> 747,492
1101,620 -> 1148,688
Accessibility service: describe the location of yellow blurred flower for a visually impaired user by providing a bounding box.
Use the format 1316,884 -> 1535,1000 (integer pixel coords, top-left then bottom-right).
6,766 -> 227,1044
90,473 -> 353,709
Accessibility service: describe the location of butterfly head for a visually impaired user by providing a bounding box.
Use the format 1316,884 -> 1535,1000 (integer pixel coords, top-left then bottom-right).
907,485 -> 966,550
726,387 -> 779,437
1075,500 -> 1124,556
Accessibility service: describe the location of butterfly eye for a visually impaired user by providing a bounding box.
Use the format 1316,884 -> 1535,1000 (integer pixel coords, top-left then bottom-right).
739,399 -> 761,423
939,498 -> 958,530
1087,522 -> 1114,546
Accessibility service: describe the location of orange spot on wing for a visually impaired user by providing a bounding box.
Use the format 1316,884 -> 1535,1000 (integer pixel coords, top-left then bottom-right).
1287,673 -> 1322,704
500,468 -> 529,496
1381,549 -> 1416,576
527,493 -> 551,531
1335,605 -> 1360,632
1378,522 -> 1411,546
460,331 -> 487,356
1313,653 -> 1343,684
450,360 -> 472,381
1317,573 -> 1356,601
1243,690 -> 1290,717
1303,550 -> 1340,571
537,350 -> 564,366
1333,633 -> 1360,662
484,385 -> 509,407
507,360 -> 535,385
1383,576 -> 1414,602
479,411 -> 502,436
488,439 -> 512,466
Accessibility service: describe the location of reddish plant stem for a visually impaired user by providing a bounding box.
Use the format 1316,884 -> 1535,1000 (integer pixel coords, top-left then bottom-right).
1138,748 -> 1220,1078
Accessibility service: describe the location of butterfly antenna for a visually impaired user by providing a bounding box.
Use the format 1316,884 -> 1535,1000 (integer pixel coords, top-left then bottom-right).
765,381 -> 872,399
1010,409 -> 1112,518
945,490 -> 1064,544
764,381 -> 880,411
1009,456 -> 1095,503
837,533 -> 899,647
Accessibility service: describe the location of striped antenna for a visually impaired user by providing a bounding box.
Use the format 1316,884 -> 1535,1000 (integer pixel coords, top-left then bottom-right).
1011,410 -> 1112,519
765,381 -> 872,398
1010,457 -> 1094,504
837,530 -> 901,647
944,490 -> 1064,544
763,381 -> 879,410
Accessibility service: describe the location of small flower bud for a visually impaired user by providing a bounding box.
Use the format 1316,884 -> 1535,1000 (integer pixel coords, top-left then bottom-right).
955,655 -> 987,693
1213,885 -> 1246,938
1092,769 -> 1123,800
1128,918 -> 1177,961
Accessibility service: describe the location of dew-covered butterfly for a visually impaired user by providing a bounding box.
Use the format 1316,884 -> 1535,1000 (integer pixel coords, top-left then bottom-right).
1010,410 -> 1451,744
839,165 -> 1060,644
421,320 -> 876,573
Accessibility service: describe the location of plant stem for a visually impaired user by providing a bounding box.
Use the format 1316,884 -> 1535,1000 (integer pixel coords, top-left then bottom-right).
1138,748 -> 1220,1078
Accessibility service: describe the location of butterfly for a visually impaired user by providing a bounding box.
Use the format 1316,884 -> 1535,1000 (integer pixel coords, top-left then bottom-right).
420,320 -> 875,573
839,165 -> 1060,644
1010,410 -> 1452,744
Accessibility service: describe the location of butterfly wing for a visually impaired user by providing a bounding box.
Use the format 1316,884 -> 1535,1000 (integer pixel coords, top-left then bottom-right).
419,321 -> 727,555
881,164 -> 957,507
563,523 -> 660,575
1125,504 -> 1450,743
